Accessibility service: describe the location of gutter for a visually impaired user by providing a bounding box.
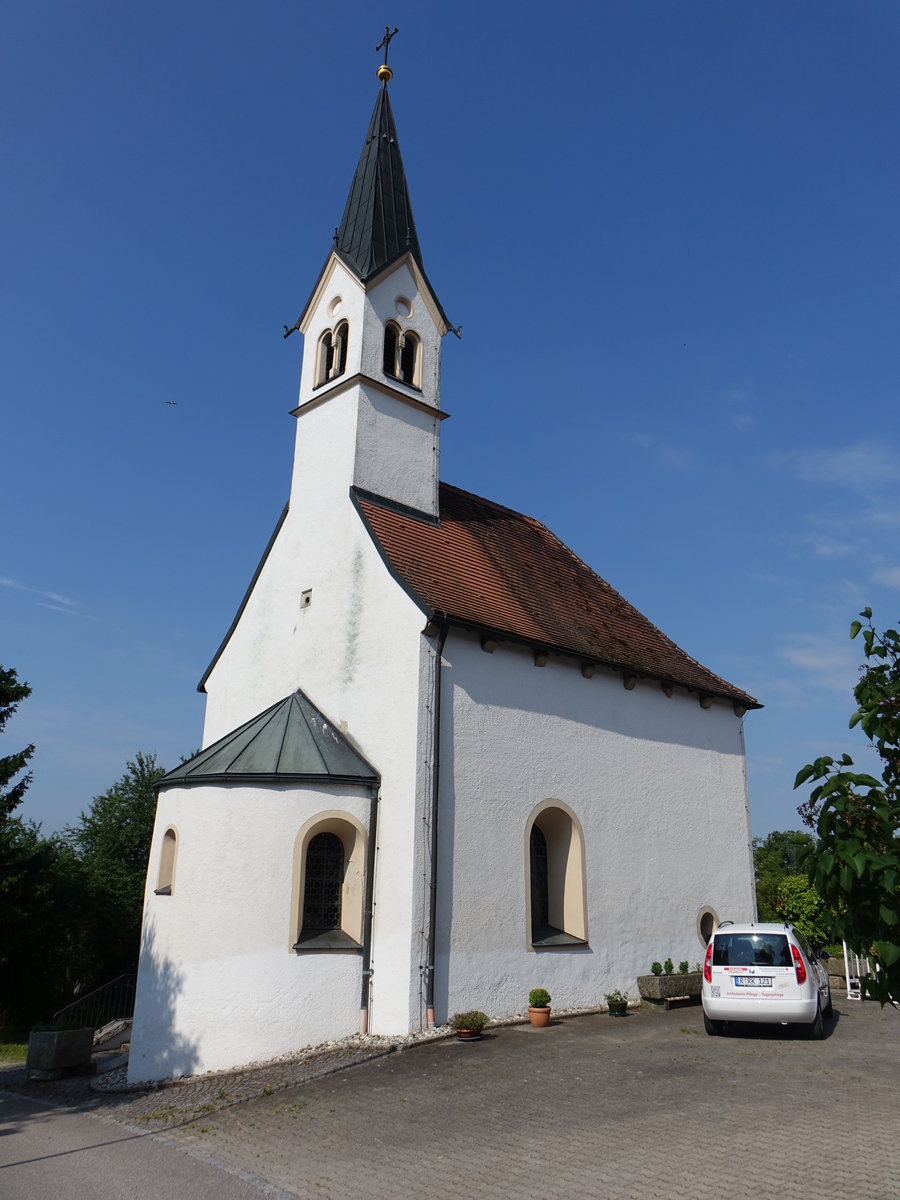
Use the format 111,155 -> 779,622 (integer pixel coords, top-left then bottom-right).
359,782 -> 380,1034
425,618 -> 449,1028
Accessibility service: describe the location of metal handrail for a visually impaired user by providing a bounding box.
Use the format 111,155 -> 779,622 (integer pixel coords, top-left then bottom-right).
52,973 -> 137,1031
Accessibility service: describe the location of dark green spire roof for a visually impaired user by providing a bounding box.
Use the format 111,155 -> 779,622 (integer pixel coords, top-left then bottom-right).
335,83 -> 423,282
158,689 -> 378,789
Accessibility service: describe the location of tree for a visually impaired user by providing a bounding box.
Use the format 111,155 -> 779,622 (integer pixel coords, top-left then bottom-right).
753,829 -> 817,921
774,875 -> 831,949
794,608 -> 900,1005
64,752 -> 165,984
0,665 -> 34,826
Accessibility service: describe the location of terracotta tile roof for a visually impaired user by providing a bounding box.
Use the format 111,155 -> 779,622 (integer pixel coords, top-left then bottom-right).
355,483 -> 759,708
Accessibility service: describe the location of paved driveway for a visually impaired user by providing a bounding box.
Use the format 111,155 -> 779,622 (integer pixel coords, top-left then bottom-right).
3,1000 -> 899,1199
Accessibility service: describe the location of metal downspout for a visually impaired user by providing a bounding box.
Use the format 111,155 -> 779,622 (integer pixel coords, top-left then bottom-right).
425,619 -> 449,1028
359,783 -> 380,1034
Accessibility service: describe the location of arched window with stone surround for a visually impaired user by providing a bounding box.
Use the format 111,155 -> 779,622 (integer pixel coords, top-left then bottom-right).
382,322 -> 420,389
291,815 -> 367,951
315,321 -> 349,387
526,803 -> 588,948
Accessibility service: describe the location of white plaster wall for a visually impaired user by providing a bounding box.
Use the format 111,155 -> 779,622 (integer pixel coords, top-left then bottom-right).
362,261 -> 443,411
200,388 -> 432,1044
129,782 -> 373,1082
433,631 -> 755,1022
353,383 -> 440,517
297,258 -> 366,407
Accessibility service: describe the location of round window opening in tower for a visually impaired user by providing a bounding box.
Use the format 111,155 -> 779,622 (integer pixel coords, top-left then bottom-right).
697,905 -> 719,947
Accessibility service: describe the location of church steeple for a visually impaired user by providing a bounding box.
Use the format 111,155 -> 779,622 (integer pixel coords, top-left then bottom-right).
334,82 -> 424,283
288,40 -> 450,520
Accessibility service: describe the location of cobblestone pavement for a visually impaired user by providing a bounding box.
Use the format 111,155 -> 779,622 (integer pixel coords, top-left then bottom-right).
3,1001 -> 899,1198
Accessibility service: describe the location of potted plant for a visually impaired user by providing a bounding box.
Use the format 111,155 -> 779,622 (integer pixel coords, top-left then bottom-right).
449,1010 -> 489,1041
528,987 -> 552,1027
604,989 -> 629,1017
637,957 -> 702,1007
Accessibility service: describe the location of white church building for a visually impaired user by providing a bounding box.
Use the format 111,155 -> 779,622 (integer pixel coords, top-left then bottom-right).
129,61 -> 759,1083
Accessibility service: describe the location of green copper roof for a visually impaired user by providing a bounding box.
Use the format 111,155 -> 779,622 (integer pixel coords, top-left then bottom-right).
335,83 -> 424,282
159,689 -> 378,789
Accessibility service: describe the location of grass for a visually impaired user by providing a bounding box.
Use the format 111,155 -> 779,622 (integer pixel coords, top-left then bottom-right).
0,1042 -> 28,1063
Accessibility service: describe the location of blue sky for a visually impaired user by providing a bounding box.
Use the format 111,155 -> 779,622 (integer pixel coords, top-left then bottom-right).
3,2 -> 899,839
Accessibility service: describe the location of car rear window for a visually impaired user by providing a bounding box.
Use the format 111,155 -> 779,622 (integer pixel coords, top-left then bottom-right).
712,933 -> 792,968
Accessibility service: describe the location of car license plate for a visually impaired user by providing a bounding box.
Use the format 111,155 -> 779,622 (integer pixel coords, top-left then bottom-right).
735,976 -> 773,987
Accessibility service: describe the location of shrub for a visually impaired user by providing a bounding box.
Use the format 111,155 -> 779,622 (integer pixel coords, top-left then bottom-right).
528,988 -> 551,1008
650,961 -> 663,976
678,961 -> 689,974
449,1010 -> 489,1033
663,958 -> 674,975
605,990 -> 628,1007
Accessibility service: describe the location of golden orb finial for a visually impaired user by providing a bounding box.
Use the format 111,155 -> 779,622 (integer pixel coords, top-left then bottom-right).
376,25 -> 398,83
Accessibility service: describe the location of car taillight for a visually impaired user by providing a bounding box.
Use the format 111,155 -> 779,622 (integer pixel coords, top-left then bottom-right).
791,943 -> 807,985
704,942 -> 713,983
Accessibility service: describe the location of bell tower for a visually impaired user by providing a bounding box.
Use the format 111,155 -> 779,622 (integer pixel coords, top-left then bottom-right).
285,41 -> 451,520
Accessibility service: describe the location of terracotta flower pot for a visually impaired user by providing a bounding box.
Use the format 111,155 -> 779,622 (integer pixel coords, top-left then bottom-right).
528,1005 -> 551,1028
455,1029 -> 482,1041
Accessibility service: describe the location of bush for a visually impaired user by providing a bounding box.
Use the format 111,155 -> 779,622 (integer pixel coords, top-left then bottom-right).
663,958 -> 674,975
678,961 -> 689,974
650,961 -> 663,976
528,988 -> 551,1008
449,1010 -> 489,1033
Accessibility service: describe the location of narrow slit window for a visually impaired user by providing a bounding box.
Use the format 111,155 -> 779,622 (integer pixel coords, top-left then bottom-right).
155,828 -> 177,896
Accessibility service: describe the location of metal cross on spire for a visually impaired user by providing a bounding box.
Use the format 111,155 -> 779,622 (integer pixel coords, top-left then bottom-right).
376,25 -> 399,81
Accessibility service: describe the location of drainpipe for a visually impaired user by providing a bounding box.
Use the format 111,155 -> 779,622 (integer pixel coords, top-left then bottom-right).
359,782 -> 380,1035
425,618 -> 449,1028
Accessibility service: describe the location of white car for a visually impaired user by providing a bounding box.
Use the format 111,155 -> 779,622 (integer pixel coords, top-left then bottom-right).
702,922 -> 832,1038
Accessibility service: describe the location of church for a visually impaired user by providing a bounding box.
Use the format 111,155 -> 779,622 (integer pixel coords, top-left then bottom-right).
129,55 -> 759,1083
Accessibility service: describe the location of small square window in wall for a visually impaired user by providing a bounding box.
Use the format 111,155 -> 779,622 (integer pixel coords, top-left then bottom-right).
300,589 -> 312,610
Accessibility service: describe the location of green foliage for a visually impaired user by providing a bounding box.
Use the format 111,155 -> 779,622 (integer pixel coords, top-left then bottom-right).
753,829 -> 818,921
63,753 -> 165,987
450,1010 -> 489,1033
650,961 -> 663,976
663,958 -> 674,975
678,961 -> 689,974
775,875 -> 830,949
0,666 -> 34,825
0,739 -> 166,1027
604,989 -> 628,1006
794,609 -> 900,1005
528,987 -> 551,1008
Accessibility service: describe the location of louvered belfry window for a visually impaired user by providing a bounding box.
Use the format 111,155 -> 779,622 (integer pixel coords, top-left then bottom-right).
400,332 -> 418,385
383,323 -> 399,376
302,832 -> 344,933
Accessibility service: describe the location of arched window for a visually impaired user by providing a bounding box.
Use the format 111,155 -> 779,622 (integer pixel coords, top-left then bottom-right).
383,321 -> 399,377
315,322 -> 349,387
526,804 -> 588,948
154,827 -> 177,896
382,323 -> 420,389
301,832 -> 344,935
530,825 -> 549,931
400,331 -> 419,386
291,815 -> 367,951
334,320 -> 349,378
